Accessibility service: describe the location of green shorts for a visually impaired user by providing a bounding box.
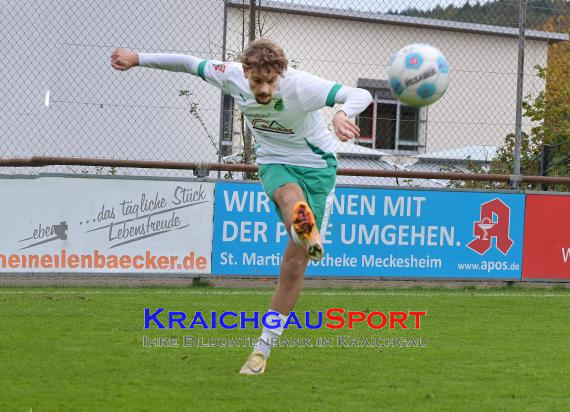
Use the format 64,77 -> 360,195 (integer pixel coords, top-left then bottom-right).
259,163 -> 337,231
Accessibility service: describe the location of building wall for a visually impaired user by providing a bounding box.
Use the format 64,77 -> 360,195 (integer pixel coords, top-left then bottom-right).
227,7 -> 549,155
2,1 -> 552,170
1,0 -> 225,169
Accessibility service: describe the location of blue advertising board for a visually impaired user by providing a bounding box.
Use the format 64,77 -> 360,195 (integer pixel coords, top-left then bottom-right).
212,182 -> 525,279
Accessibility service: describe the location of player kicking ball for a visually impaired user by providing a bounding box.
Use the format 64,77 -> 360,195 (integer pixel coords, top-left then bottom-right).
111,38 -> 372,375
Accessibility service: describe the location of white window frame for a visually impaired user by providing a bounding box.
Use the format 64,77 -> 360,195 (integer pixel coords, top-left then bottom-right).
356,83 -> 423,153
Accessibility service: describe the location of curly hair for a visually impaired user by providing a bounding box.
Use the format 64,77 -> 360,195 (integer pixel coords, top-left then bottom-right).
239,38 -> 288,76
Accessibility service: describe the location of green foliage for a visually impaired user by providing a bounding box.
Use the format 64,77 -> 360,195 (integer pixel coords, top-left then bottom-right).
447,64 -> 570,191
523,65 -> 570,148
396,1 -> 570,190
395,0 -> 569,30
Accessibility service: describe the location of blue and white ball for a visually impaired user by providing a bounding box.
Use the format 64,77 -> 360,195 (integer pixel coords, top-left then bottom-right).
388,44 -> 449,107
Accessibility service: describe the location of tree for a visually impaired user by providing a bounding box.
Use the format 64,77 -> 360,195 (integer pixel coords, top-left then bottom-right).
541,14 -> 570,146
537,13 -> 570,188
396,0 -> 570,30
447,64 -> 569,191
447,6 -> 569,191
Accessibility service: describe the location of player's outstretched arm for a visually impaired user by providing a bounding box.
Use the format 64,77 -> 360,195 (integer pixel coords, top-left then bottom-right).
111,50 -> 228,92
332,87 -> 373,142
111,48 -> 140,71
112,49 -> 204,77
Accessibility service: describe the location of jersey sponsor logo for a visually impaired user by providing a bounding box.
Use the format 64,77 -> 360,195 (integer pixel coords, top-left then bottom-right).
212,63 -> 227,73
252,119 -> 294,134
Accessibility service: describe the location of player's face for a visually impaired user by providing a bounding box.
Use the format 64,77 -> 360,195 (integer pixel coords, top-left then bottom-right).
244,68 -> 280,105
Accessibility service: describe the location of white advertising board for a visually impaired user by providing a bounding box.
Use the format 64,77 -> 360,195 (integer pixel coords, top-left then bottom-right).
0,175 -> 214,274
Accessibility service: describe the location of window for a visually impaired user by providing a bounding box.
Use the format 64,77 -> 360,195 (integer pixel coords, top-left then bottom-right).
220,93 -> 234,157
356,79 -> 422,152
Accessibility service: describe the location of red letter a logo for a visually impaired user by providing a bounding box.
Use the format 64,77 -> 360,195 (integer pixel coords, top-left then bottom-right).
467,198 -> 514,255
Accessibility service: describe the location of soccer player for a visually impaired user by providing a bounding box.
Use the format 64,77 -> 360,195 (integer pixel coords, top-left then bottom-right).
111,38 -> 372,375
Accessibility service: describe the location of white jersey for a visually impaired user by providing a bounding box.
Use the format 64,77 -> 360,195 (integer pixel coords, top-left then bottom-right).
199,61 -> 340,168
139,54 -> 372,168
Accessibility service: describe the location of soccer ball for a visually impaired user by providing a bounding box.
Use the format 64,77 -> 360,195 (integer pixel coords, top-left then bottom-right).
388,44 -> 449,107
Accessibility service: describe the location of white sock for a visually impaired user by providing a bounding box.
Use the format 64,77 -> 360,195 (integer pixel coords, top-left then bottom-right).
254,310 -> 288,358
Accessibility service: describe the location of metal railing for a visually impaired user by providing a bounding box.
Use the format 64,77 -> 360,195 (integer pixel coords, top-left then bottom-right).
1,0 -> 568,188
2,156 -> 570,188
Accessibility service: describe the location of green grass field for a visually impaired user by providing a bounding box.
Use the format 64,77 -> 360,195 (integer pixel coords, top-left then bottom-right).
1,286 -> 569,411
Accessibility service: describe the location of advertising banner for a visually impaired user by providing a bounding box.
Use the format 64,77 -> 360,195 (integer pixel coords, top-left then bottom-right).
523,194 -> 570,279
212,182 -> 525,278
0,176 -> 214,274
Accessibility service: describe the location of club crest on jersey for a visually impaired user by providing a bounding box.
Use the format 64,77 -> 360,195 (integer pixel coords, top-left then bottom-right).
274,99 -> 284,111
252,119 -> 294,134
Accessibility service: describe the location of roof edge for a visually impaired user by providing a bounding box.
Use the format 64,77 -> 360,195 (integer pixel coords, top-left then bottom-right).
229,1 -> 568,43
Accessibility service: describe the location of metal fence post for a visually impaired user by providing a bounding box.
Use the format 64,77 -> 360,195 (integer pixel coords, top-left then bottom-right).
217,0 -> 230,177
512,0 -> 527,189
541,144 -> 552,191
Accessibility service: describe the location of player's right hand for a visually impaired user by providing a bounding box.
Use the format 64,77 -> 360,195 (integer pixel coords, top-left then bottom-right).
332,111 -> 360,142
111,48 -> 139,71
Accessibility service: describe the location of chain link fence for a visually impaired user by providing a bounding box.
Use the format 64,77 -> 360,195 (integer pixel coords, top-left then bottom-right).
1,0 -> 227,177
1,0 -> 568,187
539,141 -> 570,191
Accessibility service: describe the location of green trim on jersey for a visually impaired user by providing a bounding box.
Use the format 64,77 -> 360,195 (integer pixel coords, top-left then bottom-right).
197,60 -> 208,81
304,139 -> 337,168
326,83 -> 343,107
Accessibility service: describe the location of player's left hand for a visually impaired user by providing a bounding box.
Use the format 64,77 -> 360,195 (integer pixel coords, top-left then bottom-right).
111,48 -> 139,71
332,111 -> 360,142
